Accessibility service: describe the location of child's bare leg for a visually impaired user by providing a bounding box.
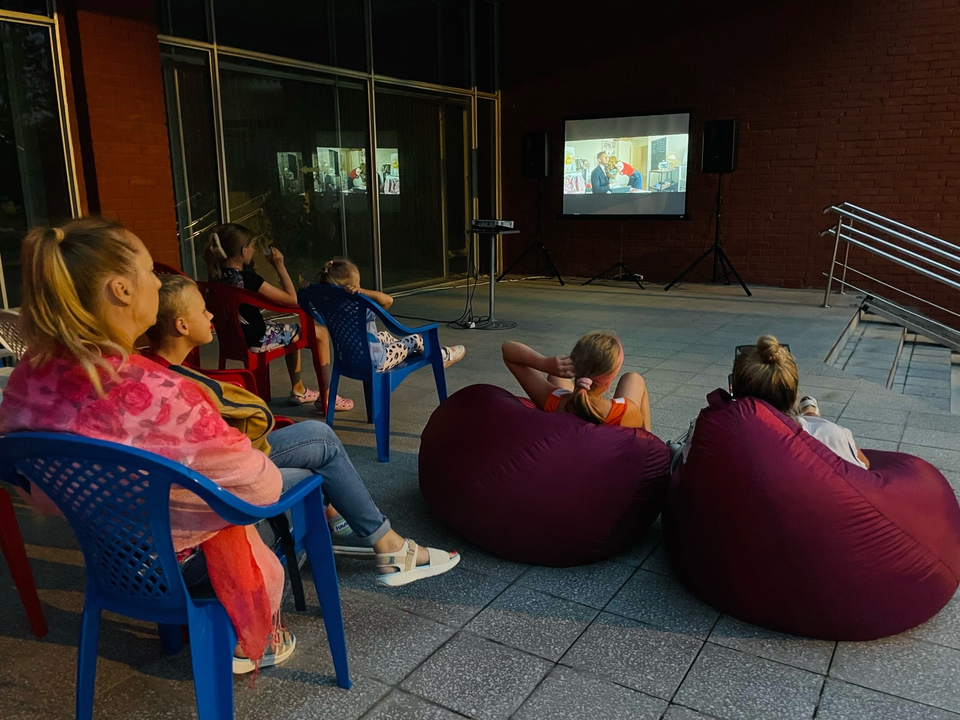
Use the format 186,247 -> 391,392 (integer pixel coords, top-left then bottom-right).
614,372 -> 652,431
285,348 -> 306,395
315,322 -> 334,398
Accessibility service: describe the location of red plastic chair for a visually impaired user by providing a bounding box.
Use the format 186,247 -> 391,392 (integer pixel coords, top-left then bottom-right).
0,486 -> 48,637
200,367 -> 293,428
198,281 -> 325,405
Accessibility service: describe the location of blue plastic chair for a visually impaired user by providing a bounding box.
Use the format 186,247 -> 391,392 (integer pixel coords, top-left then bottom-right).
0,432 -> 351,720
299,284 -> 448,462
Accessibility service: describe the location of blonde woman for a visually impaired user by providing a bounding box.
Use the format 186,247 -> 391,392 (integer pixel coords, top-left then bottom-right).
731,335 -> 869,469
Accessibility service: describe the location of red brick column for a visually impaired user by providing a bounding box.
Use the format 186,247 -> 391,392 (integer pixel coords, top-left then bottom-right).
63,0 -> 180,267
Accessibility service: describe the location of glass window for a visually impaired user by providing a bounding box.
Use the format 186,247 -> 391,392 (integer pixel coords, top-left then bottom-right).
475,0 -> 497,92
0,21 -> 72,308
160,45 -> 221,278
156,0 -> 208,42
215,0 -> 331,66
376,89 -> 469,288
214,0 -> 366,71
218,58 -> 373,285
331,0 -> 367,72
372,0 -> 469,88
0,1 -> 50,16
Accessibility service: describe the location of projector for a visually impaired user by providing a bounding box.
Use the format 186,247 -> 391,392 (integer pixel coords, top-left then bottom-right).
471,219 -> 515,231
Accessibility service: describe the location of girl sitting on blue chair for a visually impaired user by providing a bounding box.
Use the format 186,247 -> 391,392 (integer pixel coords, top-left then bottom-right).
316,258 -> 465,371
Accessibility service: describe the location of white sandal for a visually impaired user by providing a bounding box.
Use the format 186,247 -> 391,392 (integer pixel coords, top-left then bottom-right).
233,629 -> 296,675
375,538 -> 461,588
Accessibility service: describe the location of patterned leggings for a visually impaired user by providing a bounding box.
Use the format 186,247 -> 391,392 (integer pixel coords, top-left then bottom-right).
378,331 -> 424,371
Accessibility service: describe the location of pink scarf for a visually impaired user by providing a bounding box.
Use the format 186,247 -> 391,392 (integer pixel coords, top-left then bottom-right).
0,352 -> 285,662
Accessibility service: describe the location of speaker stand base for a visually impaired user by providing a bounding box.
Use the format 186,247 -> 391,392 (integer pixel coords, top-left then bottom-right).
582,261 -> 644,289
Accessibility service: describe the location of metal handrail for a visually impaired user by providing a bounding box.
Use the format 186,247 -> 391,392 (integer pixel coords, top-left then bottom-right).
821,204 -> 960,327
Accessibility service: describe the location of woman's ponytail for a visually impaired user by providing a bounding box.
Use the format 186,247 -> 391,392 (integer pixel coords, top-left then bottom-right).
20,217 -> 137,394
564,331 -> 624,424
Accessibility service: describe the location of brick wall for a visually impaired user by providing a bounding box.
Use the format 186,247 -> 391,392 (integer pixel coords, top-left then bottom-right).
500,0 -> 960,307
64,0 -> 179,267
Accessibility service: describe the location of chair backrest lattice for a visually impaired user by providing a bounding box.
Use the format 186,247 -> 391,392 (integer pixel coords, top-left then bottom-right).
299,286 -> 373,376
0,310 -> 27,360
0,434 -> 199,613
26,456 -> 172,599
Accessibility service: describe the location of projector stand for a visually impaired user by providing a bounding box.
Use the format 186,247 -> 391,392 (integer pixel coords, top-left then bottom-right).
498,177 -> 564,285
664,172 -> 751,297
581,223 -> 644,289
453,228 -> 519,330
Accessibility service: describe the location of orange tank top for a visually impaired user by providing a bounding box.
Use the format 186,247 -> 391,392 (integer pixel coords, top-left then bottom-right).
542,388 -> 629,426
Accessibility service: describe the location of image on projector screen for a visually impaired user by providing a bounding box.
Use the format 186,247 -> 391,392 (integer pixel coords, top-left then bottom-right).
563,113 -> 690,216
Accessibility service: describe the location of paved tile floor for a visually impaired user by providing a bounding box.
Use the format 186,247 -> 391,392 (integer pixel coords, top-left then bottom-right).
4,280 -> 960,719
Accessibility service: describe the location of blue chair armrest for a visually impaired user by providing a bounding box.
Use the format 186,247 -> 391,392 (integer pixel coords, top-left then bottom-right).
173,472 -> 325,528
367,302 -> 439,339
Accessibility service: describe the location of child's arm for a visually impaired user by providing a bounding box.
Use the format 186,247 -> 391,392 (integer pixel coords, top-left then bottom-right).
344,284 -> 394,310
501,341 -> 574,409
257,247 -> 299,306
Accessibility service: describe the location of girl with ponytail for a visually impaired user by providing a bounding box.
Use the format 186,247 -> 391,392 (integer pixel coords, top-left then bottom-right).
501,331 -> 651,429
731,334 -> 869,468
204,223 -> 349,410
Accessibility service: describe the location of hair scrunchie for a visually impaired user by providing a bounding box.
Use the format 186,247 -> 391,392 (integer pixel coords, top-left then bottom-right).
50,227 -> 65,243
210,232 -> 227,259
575,377 -> 593,390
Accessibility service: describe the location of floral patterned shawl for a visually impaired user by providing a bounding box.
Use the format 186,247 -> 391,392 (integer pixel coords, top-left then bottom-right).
0,351 -> 285,662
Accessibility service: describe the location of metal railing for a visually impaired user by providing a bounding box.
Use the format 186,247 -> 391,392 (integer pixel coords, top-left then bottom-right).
820,202 -> 960,350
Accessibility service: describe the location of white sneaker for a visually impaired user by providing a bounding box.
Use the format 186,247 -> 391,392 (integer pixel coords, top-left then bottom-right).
442,345 -> 466,368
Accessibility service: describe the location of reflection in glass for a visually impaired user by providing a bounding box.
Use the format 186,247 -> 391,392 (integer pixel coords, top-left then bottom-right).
375,148 -> 399,195
0,21 -> 71,307
160,46 -> 221,278
376,90 -> 468,289
218,59 -> 373,285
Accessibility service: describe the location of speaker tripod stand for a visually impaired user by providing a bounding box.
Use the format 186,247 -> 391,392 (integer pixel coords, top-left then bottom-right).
497,176 -> 564,285
664,172 -> 751,297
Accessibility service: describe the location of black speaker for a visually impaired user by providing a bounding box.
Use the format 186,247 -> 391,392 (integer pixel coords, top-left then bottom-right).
521,131 -> 549,178
701,119 -> 738,174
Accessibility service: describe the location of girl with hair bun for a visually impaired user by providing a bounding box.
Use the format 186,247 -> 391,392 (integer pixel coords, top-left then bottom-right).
731,334 -> 869,468
204,223 -> 352,411
501,331 -> 651,429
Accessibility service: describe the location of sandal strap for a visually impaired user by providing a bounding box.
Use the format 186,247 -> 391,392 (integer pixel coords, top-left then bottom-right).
375,538 -> 418,573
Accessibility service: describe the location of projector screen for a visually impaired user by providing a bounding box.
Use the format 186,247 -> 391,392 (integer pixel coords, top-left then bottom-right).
563,112 -> 690,217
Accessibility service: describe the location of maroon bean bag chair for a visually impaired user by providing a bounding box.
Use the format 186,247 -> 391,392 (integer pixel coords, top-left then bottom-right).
664,389 -> 960,640
419,384 -> 670,566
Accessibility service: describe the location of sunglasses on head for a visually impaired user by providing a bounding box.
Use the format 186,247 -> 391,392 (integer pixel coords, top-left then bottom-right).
734,343 -> 790,361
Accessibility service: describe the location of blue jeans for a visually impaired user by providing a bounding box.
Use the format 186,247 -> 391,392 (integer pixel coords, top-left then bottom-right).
182,420 -> 390,589
270,420 -> 390,545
